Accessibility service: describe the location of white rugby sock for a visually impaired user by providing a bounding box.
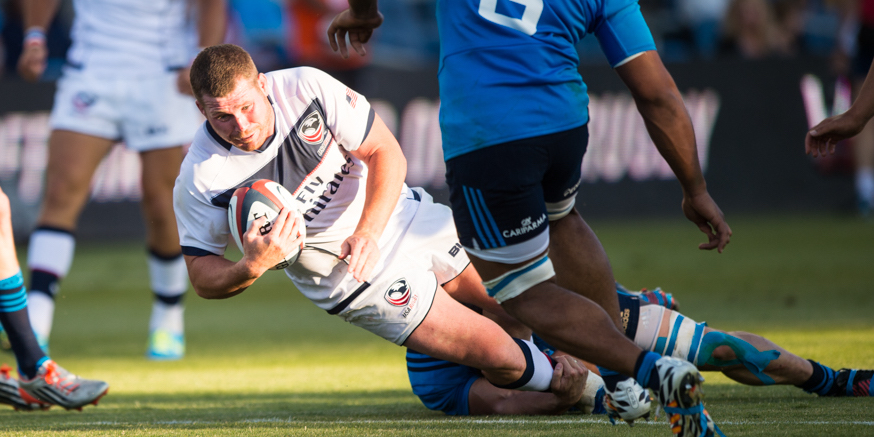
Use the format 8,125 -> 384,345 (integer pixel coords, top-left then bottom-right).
26,292 -> 54,342
856,168 -> 874,204
26,228 -> 75,341
149,302 -> 184,333
27,229 -> 75,278
496,338 -> 554,392
148,252 -> 187,333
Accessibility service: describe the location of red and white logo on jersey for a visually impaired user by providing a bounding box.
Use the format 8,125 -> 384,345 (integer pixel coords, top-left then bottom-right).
385,279 -> 411,306
297,111 -> 325,145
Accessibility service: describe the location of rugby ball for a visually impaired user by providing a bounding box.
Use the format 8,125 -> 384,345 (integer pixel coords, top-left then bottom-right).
227,179 -> 305,270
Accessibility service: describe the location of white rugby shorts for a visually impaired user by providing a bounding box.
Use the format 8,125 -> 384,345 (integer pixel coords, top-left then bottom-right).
310,188 -> 471,345
50,67 -> 202,151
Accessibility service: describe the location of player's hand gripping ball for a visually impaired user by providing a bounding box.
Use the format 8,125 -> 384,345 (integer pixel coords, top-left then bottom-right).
228,180 -> 305,270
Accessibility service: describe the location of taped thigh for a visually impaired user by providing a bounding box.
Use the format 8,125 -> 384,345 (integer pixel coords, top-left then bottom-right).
482,254 -> 555,304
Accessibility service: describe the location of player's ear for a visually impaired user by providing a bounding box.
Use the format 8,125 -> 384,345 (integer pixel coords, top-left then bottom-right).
195,100 -> 206,117
258,73 -> 268,94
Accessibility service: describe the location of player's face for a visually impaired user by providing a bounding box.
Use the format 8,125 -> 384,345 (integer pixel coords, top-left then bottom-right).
198,73 -> 275,152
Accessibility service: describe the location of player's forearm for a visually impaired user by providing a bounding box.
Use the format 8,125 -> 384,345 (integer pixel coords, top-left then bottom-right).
22,0 -> 61,32
184,254 -> 260,299
846,60 -> 874,125
195,0 -> 227,49
637,98 -> 707,195
471,388 -> 573,415
617,52 -> 708,195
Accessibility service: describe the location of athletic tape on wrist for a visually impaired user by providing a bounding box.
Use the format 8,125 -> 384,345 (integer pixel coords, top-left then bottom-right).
24,27 -> 46,46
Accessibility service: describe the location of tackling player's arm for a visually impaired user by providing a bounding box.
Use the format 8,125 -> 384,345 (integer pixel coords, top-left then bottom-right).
339,113 -> 406,282
327,0 -> 383,58
615,51 -> 732,253
806,59 -> 874,157
184,211 -> 304,299
17,0 -> 61,82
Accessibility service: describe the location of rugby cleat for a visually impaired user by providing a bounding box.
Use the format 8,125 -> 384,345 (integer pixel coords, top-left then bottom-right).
667,400 -> 722,437
637,287 -> 680,311
604,378 -> 655,425
0,364 -> 42,411
832,368 -> 874,397
18,360 -> 109,410
653,356 -> 723,437
146,329 -> 185,361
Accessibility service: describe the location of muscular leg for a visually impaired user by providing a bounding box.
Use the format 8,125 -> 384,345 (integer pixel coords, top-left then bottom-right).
139,147 -> 183,253
27,130 -> 115,344
548,209 -> 620,327
441,265 -> 531,339
404,286 -> 548,388
471,254 -> 643,378
37,130 -> 116,229
852,113 -> 874,214
702,330 -> 813,386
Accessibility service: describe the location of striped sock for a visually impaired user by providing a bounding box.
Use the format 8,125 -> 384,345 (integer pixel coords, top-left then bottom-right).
798,360 -> 837,396
0,271 -> 47,379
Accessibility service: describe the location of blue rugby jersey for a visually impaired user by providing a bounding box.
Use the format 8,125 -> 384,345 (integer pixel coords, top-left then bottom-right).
437,0 -> 656,160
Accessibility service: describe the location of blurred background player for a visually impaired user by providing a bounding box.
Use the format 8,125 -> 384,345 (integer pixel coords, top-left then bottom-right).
329,1 -> 731,436
408,286 -> 872,417
0,185 -> 108,411
16,0 -> 227,360
814,0 -> 874,215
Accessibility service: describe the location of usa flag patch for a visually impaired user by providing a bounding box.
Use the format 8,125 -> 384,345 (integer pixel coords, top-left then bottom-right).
345,88 -> 357,108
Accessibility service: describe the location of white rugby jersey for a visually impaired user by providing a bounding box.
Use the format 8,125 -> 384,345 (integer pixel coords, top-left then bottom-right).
65,0 -> 197,76
174,67 -> 411,308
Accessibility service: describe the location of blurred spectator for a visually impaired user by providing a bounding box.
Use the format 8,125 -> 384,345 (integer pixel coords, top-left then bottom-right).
719,0 -> 785,58
847,0 -> 874,214
1,0 -> 72,79
677,0 -> 731,58
226,0 -> 290,71
773,0 -> 810,56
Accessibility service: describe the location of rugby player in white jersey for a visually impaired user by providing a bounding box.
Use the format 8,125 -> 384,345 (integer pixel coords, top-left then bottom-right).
16,0 -> 226,360
174,44 -> 576,401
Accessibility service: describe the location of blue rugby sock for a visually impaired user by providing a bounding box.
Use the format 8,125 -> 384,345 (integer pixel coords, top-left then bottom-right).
633,351 -> 661,391
798,360 -> 837,396
0,271 -> 47,379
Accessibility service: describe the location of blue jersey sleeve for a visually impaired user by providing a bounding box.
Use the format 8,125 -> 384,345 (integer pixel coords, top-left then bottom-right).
592,0 -> 656,68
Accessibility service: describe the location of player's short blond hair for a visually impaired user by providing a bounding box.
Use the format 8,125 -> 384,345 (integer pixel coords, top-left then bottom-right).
190,44 -> 259,103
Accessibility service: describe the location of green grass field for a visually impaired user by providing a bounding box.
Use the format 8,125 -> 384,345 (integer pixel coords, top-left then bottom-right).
1,213 -> 873,436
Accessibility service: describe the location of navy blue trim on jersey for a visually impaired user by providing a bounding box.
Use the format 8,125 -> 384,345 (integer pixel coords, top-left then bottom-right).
148,248 -> 183,261
361,107 -> 375,145
407,361 -> 463,372
327,282 -> 370,315
181,245 -> 221,257
205,121 -> 234,151
209,99 -> 340,209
